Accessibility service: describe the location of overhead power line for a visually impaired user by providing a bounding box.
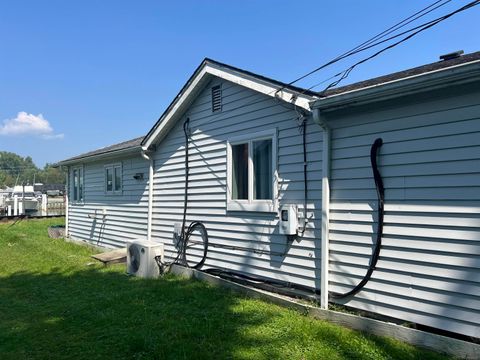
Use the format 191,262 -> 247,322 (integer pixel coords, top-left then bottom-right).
318,0 -> 480,94
287,0 -> 453,88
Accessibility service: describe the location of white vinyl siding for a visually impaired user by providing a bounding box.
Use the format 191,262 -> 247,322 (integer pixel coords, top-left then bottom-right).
67,156 -> 149,248
151,79 -> 323,290
324,82 -> 480,339
64,72 -> 480,340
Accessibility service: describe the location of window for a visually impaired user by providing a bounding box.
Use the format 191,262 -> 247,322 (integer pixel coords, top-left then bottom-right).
105,163 -> 122,194
227,130 -> 277,212
211,85 -> 222,112
72,166 -> 84,202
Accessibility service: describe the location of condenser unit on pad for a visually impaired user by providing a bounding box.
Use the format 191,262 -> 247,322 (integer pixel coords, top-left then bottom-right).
126,240 -> 164,278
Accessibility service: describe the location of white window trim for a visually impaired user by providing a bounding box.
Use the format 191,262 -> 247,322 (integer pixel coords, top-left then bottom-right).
104,163 -> 123,195
226,129 -> 278,213
71,165 -> 84,204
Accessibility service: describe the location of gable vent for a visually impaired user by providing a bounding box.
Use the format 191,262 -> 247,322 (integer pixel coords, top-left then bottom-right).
211,85 -> 222,112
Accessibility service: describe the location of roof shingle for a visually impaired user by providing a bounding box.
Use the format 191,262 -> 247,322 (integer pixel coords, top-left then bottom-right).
320,51 -> 480,97
58,136 -> 144,164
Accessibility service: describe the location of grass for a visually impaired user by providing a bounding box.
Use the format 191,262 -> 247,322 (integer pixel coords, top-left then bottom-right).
0,218 -> 452,360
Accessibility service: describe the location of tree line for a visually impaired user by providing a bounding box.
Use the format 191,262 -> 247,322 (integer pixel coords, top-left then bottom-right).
0,151 -> 66,188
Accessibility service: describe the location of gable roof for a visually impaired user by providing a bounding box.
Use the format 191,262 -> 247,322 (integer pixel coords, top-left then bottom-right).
56,58 -> 317,165
56,136 -> 144,165
141,58 -> 318,149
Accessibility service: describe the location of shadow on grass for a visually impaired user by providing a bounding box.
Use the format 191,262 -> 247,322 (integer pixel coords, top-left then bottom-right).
0,267 -> 447,360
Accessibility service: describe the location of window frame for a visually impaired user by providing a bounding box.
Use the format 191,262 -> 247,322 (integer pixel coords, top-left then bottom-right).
226,129 -> 277,213
104,163 -> 123,195
71,165 -> 84,204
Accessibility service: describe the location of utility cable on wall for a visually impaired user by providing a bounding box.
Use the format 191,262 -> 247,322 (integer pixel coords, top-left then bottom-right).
330,138 -> 385,299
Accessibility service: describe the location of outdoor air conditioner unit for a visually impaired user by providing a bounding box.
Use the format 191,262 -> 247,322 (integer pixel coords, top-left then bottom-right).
126,240 -> 164,278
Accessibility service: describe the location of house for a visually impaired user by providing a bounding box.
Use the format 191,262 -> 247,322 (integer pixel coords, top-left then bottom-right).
57,52 -> 480,339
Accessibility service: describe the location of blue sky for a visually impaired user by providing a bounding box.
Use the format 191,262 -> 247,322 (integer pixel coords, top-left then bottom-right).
0,1 -> 478,166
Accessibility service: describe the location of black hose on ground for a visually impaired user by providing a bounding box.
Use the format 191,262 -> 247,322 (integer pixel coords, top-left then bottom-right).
203,268 -> 320,297
330,137 -> 385,299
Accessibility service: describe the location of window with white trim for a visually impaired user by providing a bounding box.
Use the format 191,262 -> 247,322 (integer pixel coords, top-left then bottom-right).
105,163 -> 122,194
227,130 -> 277,212
72,166 -> 84,203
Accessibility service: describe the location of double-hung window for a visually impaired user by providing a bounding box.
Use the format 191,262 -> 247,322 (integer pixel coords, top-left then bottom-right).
105,163 -> 122,194
227,130 -> 277,212
72,166 -> 84,203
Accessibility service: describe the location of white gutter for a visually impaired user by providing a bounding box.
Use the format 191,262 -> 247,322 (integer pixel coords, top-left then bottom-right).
141,149 -> 154,242
312,108 -> 330,309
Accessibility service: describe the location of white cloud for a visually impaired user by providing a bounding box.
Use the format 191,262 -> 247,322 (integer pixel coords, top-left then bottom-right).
0,112 -> 64,139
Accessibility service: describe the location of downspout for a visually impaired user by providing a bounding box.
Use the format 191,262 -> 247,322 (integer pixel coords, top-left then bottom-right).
312,107 -> 330,309
141,148 -> 154,242
65,166 -> 69,238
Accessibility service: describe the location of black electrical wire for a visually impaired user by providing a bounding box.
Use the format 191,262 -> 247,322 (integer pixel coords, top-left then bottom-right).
186,238 -> 287,257
320,0 -> 480,93
177,118 -> 208,269
180,118 -> 190,241
281,0 -> 456,89
298,116 -> 308,237
204,268 -> 320,297
330,138 -> 384,299
155,118 -> 209,272
5,214 -> 27,228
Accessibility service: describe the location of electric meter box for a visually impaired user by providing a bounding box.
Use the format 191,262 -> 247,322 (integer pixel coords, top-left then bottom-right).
279,205 -> 298,235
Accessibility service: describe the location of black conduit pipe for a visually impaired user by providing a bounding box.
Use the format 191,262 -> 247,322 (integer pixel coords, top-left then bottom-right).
178,118 -> 208,269
330,137 -> 384,299
155,118 -> 209,272
299,117 -> 308,237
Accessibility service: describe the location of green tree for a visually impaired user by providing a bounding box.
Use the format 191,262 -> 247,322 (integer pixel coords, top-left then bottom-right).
0,152 -> 65,188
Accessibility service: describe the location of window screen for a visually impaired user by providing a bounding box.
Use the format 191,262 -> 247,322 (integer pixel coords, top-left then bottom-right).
231,143 -> 248,200
253,139 -> 272,200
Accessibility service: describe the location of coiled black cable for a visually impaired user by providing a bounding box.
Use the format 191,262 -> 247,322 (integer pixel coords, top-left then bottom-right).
330,137 -> 384,299
155,118 -> 209,272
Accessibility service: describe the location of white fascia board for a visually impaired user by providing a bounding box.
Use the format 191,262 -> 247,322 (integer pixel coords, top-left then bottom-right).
310,60 -> 480,112
206,64 -> 314,111
142,67 -> 210,150
142,63 -> 316,149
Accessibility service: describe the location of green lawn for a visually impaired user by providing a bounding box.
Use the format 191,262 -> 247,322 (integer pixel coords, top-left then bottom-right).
0,218 -> 450,360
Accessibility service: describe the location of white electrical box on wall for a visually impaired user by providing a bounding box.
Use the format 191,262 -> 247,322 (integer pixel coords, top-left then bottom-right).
279,205 -> 298,235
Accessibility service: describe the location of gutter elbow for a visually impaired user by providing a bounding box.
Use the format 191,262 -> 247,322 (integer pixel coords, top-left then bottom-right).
141,149 -> 150,161
312,108 -> 329,130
